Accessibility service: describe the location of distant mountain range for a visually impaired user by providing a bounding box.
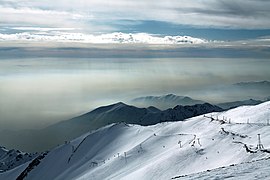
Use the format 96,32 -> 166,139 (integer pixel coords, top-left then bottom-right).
130,94 -> 205,110
233,80 -> 270,89
264,96 -> 270,101
131,93 -> 269,110
231,81 -> 270,97
216,99 -> 264,110
0,102 -> 222,152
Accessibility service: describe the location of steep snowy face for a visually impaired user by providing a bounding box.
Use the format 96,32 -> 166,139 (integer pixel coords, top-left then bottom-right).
7,101 -> 269,180
0,146 -> 38,173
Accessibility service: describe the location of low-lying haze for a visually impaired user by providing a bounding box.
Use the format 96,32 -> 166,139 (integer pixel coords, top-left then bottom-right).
0,57 -> 269,130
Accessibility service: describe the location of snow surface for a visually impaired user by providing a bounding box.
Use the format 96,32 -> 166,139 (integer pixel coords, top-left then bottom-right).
1,101 -> 270,180
172,157 -> 270,180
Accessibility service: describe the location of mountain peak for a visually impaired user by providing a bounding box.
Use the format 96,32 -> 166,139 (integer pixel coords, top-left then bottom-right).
90,102 -> 128,114
113,102 -> 127,107
131,94 -> 205,110
164,93 -> 178,98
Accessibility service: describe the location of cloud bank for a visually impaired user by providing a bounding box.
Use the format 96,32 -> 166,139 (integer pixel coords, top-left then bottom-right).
0,32 -> 206,44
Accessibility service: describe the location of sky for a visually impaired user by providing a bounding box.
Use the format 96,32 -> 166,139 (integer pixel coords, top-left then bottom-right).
0,0 -> 270,131
0,0 -> 270,42
0,0 -> 270,59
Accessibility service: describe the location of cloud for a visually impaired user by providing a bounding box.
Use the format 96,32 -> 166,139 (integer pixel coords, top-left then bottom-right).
0,5 -> 108,32
1,0 -> 270,33
10,27 -> 78,32
0,6 -> 79,27
0,31 -> 206,44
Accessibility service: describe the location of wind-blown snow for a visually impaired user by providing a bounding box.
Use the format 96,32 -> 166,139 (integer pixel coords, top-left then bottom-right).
0,32 -> 206,44
1,102 -> 270,180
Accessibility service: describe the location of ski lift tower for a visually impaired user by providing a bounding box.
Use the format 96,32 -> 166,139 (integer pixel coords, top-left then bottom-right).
257,134 -> 264,150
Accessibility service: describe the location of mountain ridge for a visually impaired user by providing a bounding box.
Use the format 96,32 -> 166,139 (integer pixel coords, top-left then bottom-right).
131,94 -> 205,110
0,102 -> 222,152
216,99 -> 264,110
0,146 -> 38,173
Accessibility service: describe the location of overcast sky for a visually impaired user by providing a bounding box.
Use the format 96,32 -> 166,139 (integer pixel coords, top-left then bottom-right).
0,0 -> 270,41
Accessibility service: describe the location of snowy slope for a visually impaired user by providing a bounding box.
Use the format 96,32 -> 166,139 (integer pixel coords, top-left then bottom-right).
0,162 -> 31,180
1,101 -> 270,180
172,157 -> 270,180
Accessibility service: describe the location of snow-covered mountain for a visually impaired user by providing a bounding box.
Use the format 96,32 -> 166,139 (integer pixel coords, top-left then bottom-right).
131,94 -> 268,111
0,146 -> 38,173
131,94 -> 205,110
0,102 -> 221,152
217,99 -> 264,110
1,101 -> 269,180
41,102 -> 222,150
131,94 -> 267,111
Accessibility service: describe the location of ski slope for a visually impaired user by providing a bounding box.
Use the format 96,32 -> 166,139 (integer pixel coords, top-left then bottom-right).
1,101 -> 270,180
172,157 -> 270,180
